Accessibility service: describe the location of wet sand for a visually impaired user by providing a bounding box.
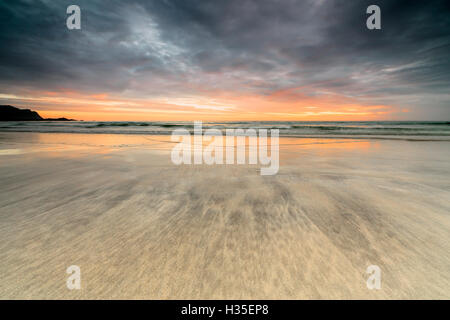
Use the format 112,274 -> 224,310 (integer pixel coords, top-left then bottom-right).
0,132 -> 449,299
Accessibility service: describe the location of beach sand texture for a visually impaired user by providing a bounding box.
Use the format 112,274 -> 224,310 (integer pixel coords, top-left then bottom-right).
0,132 -> 449,299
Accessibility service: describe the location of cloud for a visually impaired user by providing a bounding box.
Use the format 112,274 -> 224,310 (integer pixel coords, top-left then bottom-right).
0,0 -> 449,119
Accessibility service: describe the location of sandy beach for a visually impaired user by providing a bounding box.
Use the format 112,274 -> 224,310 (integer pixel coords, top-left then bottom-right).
0,132 -> 449,299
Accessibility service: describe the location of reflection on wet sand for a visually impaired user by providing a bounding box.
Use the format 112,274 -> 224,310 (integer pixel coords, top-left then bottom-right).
0,132 -> 449,299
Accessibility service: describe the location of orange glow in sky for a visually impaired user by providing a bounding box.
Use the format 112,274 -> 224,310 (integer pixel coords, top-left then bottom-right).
0,88 -> 397,121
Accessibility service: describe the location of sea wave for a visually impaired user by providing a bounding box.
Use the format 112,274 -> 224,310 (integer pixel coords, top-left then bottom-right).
0,121 -> 449,139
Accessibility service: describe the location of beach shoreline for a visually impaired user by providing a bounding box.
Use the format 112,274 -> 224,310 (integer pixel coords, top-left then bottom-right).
0,132 -> 449,299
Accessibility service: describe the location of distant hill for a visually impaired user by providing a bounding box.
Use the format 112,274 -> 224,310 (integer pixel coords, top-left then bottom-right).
0,105 -> 75,121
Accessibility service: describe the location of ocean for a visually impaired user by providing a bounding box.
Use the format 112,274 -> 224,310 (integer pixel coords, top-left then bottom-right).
0,121 -> 449,139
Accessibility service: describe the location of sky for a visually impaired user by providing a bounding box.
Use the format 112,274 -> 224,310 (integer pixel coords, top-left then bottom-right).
0,0 -> 449,121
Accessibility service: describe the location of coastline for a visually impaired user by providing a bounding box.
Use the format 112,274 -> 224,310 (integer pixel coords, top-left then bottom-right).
1,120 -> 449,140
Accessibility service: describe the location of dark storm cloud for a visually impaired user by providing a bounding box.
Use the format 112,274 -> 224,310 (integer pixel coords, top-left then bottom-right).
0,0 -> 449,117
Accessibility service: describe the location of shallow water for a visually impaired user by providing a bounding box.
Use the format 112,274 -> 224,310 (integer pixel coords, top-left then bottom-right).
0,132 -> 449,299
